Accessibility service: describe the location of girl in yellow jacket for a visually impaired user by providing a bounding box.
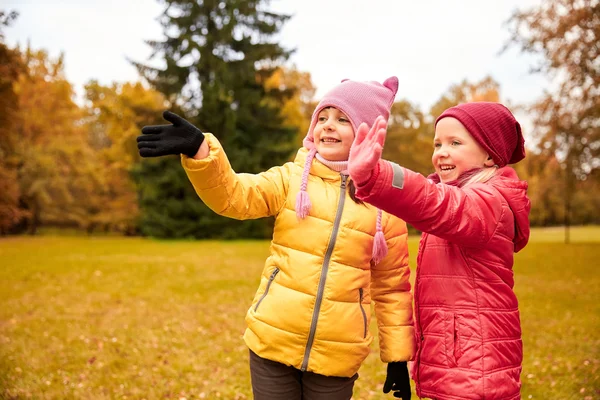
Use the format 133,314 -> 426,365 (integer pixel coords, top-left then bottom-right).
137,77 -> 415,400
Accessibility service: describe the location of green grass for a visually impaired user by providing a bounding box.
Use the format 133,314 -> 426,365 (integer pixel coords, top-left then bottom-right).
1,227 -> 598,399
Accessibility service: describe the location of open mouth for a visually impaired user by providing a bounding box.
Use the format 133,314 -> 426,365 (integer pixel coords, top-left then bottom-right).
439,165 -> 455,173
321,138 -> 341,143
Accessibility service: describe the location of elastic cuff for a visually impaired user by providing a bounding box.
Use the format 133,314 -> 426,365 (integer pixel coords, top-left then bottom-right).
356,161 -> 382,193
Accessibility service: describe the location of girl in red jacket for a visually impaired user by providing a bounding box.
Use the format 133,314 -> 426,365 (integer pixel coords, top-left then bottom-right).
347,102 -> 531,400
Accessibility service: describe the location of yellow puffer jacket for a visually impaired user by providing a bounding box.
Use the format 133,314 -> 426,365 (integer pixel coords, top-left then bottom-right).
181,133 -> 415,377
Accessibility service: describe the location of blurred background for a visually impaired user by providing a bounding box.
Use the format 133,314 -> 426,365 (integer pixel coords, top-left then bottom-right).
0,1 -> 598,399
1,0 -> 597,239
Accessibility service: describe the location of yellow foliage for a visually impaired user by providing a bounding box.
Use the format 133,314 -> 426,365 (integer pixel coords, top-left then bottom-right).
84,80 -> 167,233
263,66 -> 316,146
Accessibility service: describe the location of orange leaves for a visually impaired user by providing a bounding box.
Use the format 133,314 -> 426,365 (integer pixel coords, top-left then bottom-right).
263,66 -> 316,148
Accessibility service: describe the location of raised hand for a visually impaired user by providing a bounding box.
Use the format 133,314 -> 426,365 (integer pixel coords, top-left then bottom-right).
348,115 -> 387,186
383,361 -> 411,399
137,111 -> 205,158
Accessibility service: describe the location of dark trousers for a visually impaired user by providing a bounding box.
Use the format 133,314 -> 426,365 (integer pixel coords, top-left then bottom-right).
249,350 -> 358,400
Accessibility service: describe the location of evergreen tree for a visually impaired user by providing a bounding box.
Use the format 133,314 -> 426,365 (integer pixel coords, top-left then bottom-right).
132,0 -> 297,239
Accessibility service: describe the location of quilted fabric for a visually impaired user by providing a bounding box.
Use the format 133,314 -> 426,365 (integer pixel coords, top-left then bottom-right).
356,162 -> 531,399
180,133 -> 416,377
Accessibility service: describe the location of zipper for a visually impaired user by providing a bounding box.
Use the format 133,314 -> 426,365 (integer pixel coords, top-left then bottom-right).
414,233 -> 428,392
301,174 -> 348,371
254,268 -> 280,312
453,313 -> 462,361
359,288 -> 367,338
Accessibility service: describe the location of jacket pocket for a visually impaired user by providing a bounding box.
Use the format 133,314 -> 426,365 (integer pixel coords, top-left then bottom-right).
444,313 -> 464,367
254,268 -> 280,312
359,288 -> 368,338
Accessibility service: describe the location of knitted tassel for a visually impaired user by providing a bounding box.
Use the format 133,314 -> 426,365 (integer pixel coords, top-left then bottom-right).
295,148 -> 317,219
295,190 -> 312,219
371,209 -> 388,264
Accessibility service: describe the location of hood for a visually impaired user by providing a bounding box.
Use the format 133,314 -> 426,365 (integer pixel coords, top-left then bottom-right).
428,167 -> 531,252
491,167 -> 531,252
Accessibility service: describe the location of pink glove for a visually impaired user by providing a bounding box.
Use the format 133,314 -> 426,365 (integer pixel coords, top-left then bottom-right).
348,115 -> 388,186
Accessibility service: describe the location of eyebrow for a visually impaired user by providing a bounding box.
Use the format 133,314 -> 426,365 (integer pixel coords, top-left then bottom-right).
434,135 -> 463,141
319,108 -> 348,118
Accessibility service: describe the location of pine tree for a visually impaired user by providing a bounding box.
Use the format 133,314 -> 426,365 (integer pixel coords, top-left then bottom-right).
132,0 -> 297,239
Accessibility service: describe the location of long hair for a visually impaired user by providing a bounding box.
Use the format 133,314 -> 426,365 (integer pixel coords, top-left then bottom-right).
458,166 -> 499,187
348,179 -> 364,205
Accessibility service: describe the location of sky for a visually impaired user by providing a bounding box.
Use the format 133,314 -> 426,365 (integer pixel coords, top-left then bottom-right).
4,0 -> 549,116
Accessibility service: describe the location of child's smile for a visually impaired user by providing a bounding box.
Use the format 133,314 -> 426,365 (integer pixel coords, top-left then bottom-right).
313,107 -> 354,161
432,117 -> 491,183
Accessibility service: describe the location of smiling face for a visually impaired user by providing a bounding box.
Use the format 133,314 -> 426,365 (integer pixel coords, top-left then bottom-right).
312,107 -> 355,161
432,117 -> 493,183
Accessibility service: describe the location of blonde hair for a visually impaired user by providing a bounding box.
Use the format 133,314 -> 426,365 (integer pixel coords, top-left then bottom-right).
458,166 -> 499,187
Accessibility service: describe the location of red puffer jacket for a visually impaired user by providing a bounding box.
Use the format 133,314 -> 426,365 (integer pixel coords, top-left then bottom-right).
356,162 -> 530,400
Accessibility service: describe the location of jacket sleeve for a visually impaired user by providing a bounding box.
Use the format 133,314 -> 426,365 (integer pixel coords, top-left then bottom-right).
181,133 -> 290,220
370,212 -> 415,363
356,160 -> 504,247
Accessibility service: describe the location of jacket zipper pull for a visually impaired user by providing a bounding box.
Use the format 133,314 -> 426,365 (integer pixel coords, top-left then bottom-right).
341,174 -> 348,189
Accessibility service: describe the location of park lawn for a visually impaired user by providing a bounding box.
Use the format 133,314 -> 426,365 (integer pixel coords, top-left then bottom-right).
0,226 -> 598,399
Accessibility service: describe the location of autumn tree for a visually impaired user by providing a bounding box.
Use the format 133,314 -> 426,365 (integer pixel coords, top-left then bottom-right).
517,151 -> 566,225
83,81 -> 167,234
429,76 -> 501,119
132,0 -> 297,239
14,48 -> 87,232
377,76 -> 503,185
383,100 -> 432,176
264,66 -> 316,149
0,12 -> 95,234
8,47 -> 99,234
506,0 -> 599,240
0,10 -> 26,234
517,148 -> 600,226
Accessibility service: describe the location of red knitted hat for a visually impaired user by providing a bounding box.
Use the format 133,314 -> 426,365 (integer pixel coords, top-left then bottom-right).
435,102 -> 526,167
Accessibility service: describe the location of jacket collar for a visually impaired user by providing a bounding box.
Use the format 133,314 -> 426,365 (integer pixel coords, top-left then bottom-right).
428,167 -> 530,253
294,147 -> 343,180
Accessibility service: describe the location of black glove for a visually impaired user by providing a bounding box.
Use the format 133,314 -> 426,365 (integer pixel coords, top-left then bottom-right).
137,111 -> 205,158
383,361 -> 411,399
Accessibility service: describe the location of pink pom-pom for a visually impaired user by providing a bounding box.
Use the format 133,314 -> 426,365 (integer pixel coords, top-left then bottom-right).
295,190 -> 312,219
372,230 -> 388,265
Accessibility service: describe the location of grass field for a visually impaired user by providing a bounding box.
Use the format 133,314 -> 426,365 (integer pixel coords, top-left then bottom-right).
1,227 -> 599,399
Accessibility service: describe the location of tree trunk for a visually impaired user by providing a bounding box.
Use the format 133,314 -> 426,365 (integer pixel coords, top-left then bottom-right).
564,157 -> 573,244
27,206 -> 39,236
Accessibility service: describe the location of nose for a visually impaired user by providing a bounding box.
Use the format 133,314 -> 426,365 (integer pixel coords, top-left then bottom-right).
437,145 -> 449,158
322,117 -> 335,131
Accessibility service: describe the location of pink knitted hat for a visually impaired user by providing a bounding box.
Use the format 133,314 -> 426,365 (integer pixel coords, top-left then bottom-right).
296,76 -> 399,265
302,77 -> 399,150
435,102 -> 526,167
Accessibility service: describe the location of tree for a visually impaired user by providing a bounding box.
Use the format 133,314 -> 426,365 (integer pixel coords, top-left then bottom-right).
83,81 -> 167,234
9,47 -> 98,234
506,0 -> 599,241
264,66 -> 316,149
381,77 -> 502,185
517,151 -> 566,226
429,76 -> 501,119
132,0 -> 298,239
383,99 -> 432,176
0,10 -> 27,234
